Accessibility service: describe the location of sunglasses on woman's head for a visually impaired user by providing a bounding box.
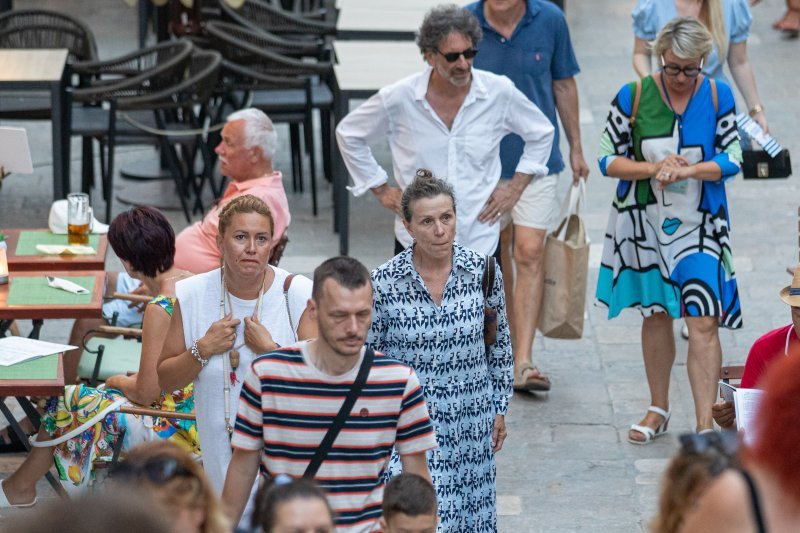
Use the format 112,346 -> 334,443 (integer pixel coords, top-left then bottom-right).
435,47 -> 478,62
660,55 -> 704,77
111,456 -> 193,485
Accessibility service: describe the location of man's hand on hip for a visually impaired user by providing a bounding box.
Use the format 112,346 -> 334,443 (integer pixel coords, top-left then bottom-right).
371,184 -> 403,216
571,150 -> 590,184
479,181 -> 525,225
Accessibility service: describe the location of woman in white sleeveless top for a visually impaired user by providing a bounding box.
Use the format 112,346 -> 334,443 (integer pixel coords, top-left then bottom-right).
159,195 -> 315,524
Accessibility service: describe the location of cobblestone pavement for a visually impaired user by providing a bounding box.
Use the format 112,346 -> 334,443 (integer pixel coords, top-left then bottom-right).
0,0 -> 798,530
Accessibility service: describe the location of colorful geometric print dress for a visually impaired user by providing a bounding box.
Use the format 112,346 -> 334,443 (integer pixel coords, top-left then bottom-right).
368,243 -> 513,532
41,295 -> 199,494
596,76 -> 743,328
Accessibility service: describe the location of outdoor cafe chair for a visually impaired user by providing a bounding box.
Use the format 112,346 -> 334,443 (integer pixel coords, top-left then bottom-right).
68,40 -> 196,222
220,0 -> 337,40
206,20 -> 334,215
0,8 -> 98,117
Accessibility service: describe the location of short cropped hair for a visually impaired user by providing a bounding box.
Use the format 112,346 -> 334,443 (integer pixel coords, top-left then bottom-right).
107,206 -> 175,278
401,169 -> 456,222
312,256 -> 371,302
416,4 -> 482,55
217,194 -> 275,239
252,476 -> 334,532
382,474 -> 438,520
653,17 -> 713,61
227,108 -> 278,160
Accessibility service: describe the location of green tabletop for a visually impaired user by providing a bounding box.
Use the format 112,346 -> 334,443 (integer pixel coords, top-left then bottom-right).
6,276 -> 95,306
15,231 -> 99,256
0,354 -> 59,380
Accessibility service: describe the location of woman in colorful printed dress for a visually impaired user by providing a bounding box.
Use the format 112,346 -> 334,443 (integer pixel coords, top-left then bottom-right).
159,194 -> 315,526
0,206 -> 198,505
368,171 -> 513,532
596,18 -> 742,444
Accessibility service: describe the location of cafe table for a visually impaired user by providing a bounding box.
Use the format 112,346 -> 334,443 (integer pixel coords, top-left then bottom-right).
331,41 -> 423,255
4,229 -> 108,272
0,352 -> 69,497
0,49 -> 71,200
0,270 -> 105,338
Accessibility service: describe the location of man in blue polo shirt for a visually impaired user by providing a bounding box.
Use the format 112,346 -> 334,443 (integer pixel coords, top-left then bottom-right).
466,0 -> 588,393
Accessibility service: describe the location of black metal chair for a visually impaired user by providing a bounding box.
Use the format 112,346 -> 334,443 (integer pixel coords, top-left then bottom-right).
206,20 -> 334,215
220,0 -> 336,39
69,40 -> 196,221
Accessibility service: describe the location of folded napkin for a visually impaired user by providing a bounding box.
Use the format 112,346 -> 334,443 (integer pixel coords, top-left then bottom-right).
46,276 -> 90,295
36,244 -> 96,255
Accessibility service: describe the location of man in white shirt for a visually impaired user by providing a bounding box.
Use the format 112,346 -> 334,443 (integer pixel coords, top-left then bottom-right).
335,4 -> 554,257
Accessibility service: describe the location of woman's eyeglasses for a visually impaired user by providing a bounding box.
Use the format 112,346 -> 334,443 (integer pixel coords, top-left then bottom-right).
435,47 -> 478,62
111,457 -> 194,485
660,55 -> 704,78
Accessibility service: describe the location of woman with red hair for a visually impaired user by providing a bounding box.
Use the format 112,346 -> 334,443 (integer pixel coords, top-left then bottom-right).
681,352 -> 800,531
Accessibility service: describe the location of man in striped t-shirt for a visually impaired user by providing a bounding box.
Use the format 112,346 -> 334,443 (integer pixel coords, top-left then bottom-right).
222,257 -> 437,532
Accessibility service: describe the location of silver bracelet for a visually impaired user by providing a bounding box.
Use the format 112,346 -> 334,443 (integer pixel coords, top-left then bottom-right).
191,340 -> 209,368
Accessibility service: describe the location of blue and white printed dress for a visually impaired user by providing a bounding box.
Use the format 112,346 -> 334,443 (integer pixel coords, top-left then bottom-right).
368,243 -> 513,532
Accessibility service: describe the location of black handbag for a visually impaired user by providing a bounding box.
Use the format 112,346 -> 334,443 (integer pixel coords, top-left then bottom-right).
741,149 -> 792,179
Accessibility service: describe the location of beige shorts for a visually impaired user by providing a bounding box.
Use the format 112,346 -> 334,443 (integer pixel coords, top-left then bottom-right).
500,173 -> 559,231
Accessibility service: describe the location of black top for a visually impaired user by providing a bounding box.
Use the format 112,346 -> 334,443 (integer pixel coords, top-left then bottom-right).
740,469 -> 767,533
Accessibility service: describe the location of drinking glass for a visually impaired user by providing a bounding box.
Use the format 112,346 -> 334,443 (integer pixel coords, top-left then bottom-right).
67,193 -> 91,245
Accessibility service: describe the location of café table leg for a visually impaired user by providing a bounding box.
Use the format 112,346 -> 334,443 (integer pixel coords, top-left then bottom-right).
28,319 -> 43,340
332,79 -> 350,256
50,68 -> 72,201
0,397 -> 69,498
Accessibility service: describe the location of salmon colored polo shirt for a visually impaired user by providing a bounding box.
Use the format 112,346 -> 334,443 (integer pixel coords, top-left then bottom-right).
173,172 -> 290,274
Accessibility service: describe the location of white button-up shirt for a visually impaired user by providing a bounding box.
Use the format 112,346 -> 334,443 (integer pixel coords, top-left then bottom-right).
336,66 -> 554,255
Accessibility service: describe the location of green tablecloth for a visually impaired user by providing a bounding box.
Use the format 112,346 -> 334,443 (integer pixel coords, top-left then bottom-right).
0,354 -> 59,380
6,276 -> 95,306
14,231 -> 99,256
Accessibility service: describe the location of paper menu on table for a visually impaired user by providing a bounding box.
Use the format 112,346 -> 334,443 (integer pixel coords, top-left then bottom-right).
734,387 -> 764,445
0,337 -> 76,366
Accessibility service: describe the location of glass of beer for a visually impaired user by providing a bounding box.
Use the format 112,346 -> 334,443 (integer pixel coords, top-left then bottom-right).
67,192 -> 91,245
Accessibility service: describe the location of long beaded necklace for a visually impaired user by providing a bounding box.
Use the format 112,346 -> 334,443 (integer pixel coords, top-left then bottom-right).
219,265 -> 267,435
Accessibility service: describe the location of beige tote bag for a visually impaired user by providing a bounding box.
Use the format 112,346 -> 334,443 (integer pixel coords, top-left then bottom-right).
538,178 -> 589,339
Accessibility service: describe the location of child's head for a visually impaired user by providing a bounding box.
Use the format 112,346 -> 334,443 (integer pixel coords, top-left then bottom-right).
380,474 -> 438,533
252,475 -> 335,533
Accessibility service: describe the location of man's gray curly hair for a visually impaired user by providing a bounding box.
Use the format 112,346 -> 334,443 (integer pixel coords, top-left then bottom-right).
416,4 -> 482,55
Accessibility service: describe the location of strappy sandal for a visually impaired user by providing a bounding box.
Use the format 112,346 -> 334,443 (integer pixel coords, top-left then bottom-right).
513,363 -> 551,392
628,405 -> 671,445
0,479 -> 36,508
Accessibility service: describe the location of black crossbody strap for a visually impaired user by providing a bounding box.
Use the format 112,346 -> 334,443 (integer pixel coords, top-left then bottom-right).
303,348 -> 375,479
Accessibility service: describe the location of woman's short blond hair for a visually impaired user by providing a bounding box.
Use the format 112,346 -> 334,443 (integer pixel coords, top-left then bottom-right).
653,17 -> 713,61
217,194 -> 275,238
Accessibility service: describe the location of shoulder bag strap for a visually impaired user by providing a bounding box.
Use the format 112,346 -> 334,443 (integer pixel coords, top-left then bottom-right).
283,274 -> 297,342
482,255 -> 495,300
709,77 -> 718,115
631,79 -> 642,126
303,348 -> 375,479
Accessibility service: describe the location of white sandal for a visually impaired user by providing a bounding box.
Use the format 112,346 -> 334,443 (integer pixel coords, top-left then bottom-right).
628,405 -> 671,445
0,479 -> 36,508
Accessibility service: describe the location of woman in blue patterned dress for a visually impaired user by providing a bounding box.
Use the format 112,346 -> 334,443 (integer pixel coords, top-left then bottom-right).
368,171 -> 513,532
596,19 -> 742,444
0,206 -> 198,505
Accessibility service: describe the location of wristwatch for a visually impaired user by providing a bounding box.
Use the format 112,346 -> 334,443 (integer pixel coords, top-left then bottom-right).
749,104 -> 764,117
